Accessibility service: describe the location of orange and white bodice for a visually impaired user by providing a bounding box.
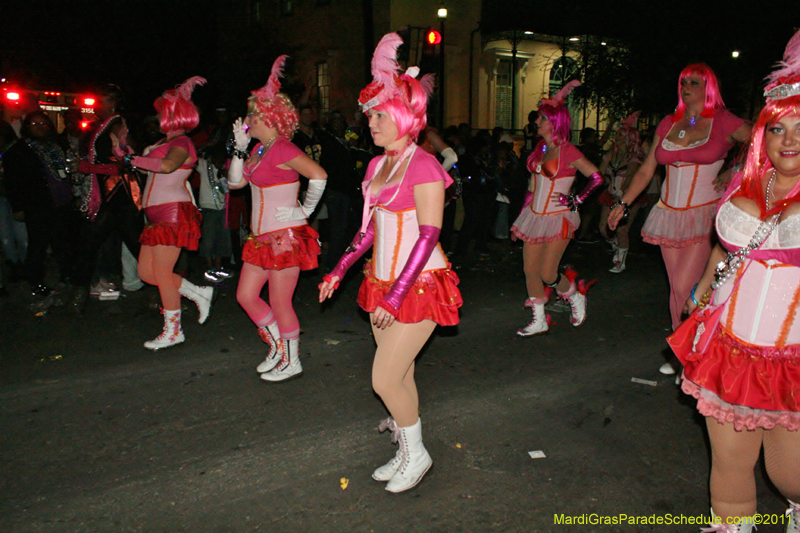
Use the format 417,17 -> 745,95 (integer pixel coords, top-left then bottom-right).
660,159 -> 725,209
141,136 -> 197,208
372,206 -> 448,283
715,200 -> 800,347
525,141 -> 583,215
249,181 -> 304,236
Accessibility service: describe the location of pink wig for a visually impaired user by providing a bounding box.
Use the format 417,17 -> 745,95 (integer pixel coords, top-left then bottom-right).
154,76 -> 206,134
359,32 -> 433,142
248,55 -> 299,138
673,63 -> 725,121
610,111 -> 644,161
538,102 -> 572,146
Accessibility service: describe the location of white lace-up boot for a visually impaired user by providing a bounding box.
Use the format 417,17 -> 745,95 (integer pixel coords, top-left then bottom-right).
385,418 -> 432,493
144,309 -> 185,350
557,267 -> 591,327
260,338 -> 303,382
178,279 -> 214,324
609,248 -> 628,274
372,417 -> 403,482
256,322 -> 282,373
786,499 -> 800,533
517,297 -> 548,336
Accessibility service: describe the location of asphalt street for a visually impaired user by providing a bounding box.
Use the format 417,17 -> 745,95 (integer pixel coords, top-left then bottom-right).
0,236 -> 792,533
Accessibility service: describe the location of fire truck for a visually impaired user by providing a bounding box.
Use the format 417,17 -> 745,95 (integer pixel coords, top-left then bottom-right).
2,83 -> 97,133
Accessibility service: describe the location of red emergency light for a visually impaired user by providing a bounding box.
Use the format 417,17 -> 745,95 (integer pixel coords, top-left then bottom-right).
83,97 -> 95,106
80,121 -> 91,130
6,92 -> 20,101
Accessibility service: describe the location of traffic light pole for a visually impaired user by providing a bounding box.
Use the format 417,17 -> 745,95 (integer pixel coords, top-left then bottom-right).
438,17 -> 445,129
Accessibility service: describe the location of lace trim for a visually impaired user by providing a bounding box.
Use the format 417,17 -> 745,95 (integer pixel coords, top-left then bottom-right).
717,202 -> 800,250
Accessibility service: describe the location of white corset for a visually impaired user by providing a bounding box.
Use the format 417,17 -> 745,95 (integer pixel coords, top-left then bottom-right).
251,181 -> 302,235
373,206 -> 447,282
660,160 -> 724,208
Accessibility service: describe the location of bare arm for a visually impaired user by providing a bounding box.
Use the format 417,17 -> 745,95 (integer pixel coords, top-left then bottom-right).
608,135 -> 659,230
282,153 -> 327,182
684,244 -> 726,315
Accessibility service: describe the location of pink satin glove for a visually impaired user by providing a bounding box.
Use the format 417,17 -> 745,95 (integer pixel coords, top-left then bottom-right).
131,156 -> 164,173
378,225 -> 440,316
558,171 -> 603,211
327,220 -> 376,282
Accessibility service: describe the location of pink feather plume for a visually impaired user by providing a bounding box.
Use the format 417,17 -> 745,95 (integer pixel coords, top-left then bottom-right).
419,73 -> 436,99
254,55 -> 289,100
371,33 -> 403,89
767,29 -> 800,85
621,110 -> 640,128
551,80 -> 581,106
166,76 -> 206,102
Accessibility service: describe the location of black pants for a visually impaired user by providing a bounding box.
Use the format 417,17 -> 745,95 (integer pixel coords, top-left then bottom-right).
25,205 -> 78,286
74,196 -> 143,286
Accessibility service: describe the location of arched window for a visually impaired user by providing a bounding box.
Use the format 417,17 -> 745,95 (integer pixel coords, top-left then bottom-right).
549,56 -> 579,94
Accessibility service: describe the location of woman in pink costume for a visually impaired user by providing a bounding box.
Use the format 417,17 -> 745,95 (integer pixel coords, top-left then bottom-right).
609,64 -> 751,374
319,33 -> 462,493
114,77 -> 214,350
671,33 -> 800,533
227,56 -> 327,383
597,112 -> 645,274
510,82 -> 603,337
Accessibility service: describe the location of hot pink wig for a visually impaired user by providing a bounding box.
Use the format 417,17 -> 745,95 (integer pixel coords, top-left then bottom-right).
538,102 -> 572,146
673,63 -> 726,121
154,76 -> 206,134
611,113 -> 644,162
360,32 -> 433,142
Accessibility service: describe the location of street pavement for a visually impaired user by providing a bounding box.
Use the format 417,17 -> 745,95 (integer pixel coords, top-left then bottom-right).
0,237 -> 791,533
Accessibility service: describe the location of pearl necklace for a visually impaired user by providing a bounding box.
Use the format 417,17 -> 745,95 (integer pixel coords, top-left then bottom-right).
765,169 -> 777,210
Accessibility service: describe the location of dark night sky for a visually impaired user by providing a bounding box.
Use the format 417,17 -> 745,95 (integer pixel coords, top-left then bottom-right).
1,1 -> 797,119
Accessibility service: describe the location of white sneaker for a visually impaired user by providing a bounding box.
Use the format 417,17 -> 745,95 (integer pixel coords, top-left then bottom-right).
785,500 -> 800,533
659,362 -> 676,375
260,338 -> 303,382
144,309 -> 185,350
517,297 -> 548,336
385,418 -> 433,493
255,323 -> 282,373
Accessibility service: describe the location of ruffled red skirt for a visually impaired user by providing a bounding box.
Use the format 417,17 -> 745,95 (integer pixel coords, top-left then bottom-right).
357,260 -> 462,326
140,202 -> 202,250
241,225 -> 320,271
675,324 -> 800,430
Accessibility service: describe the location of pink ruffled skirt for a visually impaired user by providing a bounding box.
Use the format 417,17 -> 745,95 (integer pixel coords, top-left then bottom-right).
642,201 -> 717,248
511,208 -> 579,244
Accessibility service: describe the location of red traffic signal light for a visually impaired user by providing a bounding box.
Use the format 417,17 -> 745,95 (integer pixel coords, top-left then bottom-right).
426,30 -> 441,45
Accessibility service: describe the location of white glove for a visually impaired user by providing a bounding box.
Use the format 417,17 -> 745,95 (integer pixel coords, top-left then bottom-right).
440,147 -> 458,172
275,179 -> 327,221
232,117 -> 250,150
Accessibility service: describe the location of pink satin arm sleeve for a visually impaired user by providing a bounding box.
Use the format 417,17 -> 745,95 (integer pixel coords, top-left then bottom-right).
559,171 -> 603,209
519,190 -> 532,215
131,156 -> 164,173
379,224 -> 441,316
326,220 -> 376,283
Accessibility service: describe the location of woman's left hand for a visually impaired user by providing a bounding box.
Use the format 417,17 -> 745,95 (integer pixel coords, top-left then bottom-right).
373,305 -> 396,330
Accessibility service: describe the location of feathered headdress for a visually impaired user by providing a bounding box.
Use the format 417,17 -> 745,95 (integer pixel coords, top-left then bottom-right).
252,55 -> 289,101
539,79 -> 581,108
764,29 -> 800,101
621,110 -> 640,128
358,33 -> 429,111
163,75 -> 207,102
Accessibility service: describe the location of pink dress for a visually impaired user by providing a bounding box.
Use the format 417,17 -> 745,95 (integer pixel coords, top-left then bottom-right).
356,148 -> 462,325
139,135 -> 202,250
510,141 -> 584,243
677,174 -> 800,431
240,137 -> 320,271
642,110 -> 745,247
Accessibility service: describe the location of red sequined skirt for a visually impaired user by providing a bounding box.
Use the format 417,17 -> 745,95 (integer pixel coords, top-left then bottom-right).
140,202 -> 202,250
357,260 -> 462,326
676,324 -> 800,430
241,225 -> 320,271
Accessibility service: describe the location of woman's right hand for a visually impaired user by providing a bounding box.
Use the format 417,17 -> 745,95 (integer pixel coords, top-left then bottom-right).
607,205 -> 625,230
232,118 -> 250,150
318,275 -> 340,303
109,131 -> 126,160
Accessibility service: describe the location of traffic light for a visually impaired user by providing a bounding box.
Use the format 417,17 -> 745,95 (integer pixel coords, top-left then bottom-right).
426,29 -> 441,46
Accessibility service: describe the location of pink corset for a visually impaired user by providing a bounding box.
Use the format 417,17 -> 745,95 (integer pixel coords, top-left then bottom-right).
660,160 -> 724,209
372,205 -> 447,282
142,167 -> 194,207
250,181 -> 305,235
529,172 -> 575,214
